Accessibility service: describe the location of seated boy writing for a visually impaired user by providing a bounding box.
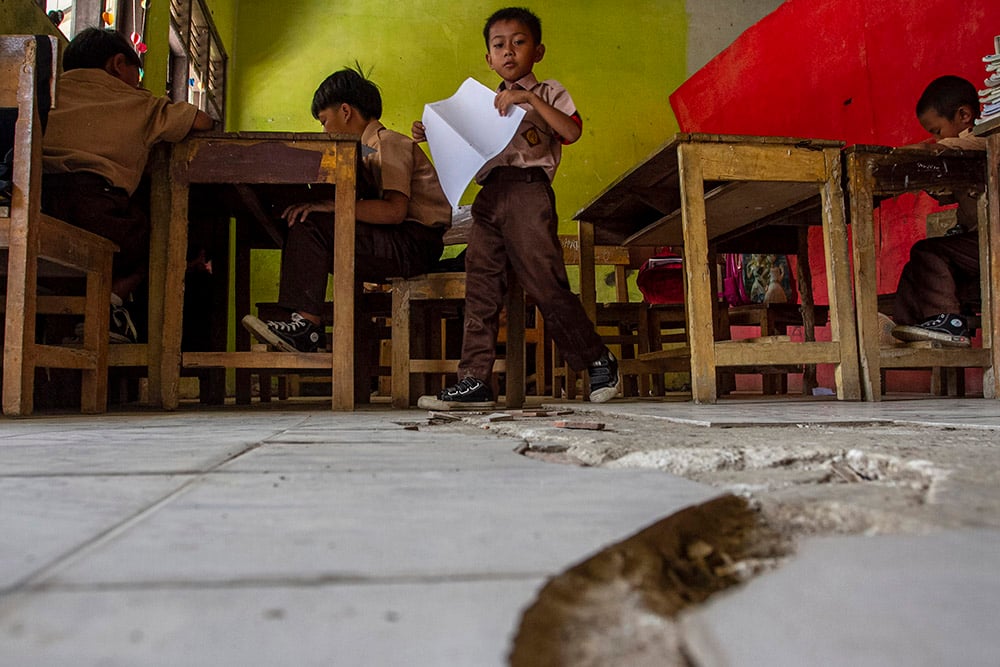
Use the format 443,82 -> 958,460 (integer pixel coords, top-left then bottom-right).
42,28 -> 214,342
891,75 -> 987,347
242,66 -> 451,352
413,7 -> 620,409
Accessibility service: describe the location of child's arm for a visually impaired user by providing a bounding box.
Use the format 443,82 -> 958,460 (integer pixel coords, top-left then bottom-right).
281,191 -> 408,226
191,110 -> 216,131
494,89 -> 582,144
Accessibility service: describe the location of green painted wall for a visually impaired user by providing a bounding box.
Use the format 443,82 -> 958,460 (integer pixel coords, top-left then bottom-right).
0,0 -> 63,37
229,0 -> 687,302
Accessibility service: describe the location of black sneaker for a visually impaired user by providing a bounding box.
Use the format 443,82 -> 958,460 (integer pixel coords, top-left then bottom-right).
110,304 -> 138,344
892,313 -> 971,348
417,376 -> 495,410
588,349 -> 621,403
242,312 -> 326,353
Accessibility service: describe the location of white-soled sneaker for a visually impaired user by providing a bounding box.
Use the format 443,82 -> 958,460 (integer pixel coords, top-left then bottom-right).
588,349 -> 621,403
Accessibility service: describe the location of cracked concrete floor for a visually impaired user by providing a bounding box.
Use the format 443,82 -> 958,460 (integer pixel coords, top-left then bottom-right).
424,399 -> 1000,665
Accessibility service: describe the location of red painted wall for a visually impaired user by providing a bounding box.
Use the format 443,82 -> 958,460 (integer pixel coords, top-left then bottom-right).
669,0 -> 998,393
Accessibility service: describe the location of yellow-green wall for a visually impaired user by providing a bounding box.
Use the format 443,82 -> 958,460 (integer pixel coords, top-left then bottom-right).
229,1 -> 685,215
0,0 -> 62,36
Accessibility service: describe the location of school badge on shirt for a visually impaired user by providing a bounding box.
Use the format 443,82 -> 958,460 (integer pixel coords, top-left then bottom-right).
521,127 -> 541,146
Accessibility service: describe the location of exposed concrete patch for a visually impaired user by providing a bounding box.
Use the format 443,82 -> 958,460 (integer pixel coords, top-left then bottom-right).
508,495 -> 789,667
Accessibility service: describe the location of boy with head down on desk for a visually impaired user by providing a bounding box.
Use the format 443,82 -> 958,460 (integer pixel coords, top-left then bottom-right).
890,75 -> 987,348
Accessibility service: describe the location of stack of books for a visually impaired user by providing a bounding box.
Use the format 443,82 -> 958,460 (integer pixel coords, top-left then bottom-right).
979,35 -> 1000,125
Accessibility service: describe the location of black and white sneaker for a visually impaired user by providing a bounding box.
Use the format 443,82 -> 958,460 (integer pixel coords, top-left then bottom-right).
417,376 -> 495,410
892,313 -> 971,348
242,312 -> 326,353
588,349 -> 621,403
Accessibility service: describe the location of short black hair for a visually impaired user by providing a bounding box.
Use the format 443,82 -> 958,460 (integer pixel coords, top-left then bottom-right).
63,27 -> 141,71
311,66 -> 382,121
916,75 -> 980,121
483,7 -> 542,46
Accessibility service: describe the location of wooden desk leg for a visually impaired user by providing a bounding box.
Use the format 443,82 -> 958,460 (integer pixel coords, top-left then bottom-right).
159,149 -> 191,410
821,148 -> 861,401
578,220 -> 596,402
985,135 -> 1000,399
147,146 -> 171,408
331,142 -> 357,410
678,144 -> 717,403
796,226 -> 818,395
234,222 -> 253,405
505,280 -> 526,409
846,152 -> 882,401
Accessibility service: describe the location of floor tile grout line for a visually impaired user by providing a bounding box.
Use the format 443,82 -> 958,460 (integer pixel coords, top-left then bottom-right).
0,432 -> 292,598
20,571 -> 552,593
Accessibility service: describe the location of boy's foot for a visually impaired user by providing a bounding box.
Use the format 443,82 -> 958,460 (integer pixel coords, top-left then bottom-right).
891,313 -> 971,348
110,304 -> 138,343
63,304 -> 139,345
417,377 -> 496,410
588,349 -> 621,403
242,312 -> 326,353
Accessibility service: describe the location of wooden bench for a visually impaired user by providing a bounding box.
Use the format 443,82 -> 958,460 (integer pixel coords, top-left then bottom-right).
1,35 -> 117,416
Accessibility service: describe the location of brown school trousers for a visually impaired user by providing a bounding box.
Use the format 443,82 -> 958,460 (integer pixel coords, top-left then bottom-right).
894,230 -> 980,325
277,215 -> 444,317
459,166 -> 605,381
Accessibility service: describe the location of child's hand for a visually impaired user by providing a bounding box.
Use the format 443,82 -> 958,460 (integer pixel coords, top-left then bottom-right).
282,200 -> 335,226
412,121 -> 427,142
494,89 -> 532,116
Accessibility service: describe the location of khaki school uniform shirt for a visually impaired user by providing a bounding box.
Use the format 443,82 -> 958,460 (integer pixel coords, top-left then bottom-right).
475,73 -> 578,184
43,68 -> 200,196
361,120 -> 451,228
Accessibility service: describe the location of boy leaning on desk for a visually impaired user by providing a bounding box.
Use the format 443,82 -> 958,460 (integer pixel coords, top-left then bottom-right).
889,75 -> 987,348
41,28 -> 214,343
412,6 -> 621,410
241,66 -> 452,353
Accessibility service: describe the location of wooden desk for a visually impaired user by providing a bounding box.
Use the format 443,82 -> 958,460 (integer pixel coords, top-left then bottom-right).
844,144 -> 994,400
574,133 -> 860,403
148,131 -> 359,410
976,116 -> 1000,398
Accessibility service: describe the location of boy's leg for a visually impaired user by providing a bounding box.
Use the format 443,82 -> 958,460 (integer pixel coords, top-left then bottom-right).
500,177 -> 605,371
243,214 -> 332,352
456,187 -> 510,382
42,173 -> 149,343
894,232 -> 979,325
42,173 -> 150,288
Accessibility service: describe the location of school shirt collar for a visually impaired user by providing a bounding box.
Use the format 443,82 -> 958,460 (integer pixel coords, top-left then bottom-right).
360,119 -> 385,146
498,72 -> 539,92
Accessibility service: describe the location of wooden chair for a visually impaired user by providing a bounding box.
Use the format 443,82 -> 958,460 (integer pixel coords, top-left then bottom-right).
1,35 -> 117,416
551,236 -> 656,399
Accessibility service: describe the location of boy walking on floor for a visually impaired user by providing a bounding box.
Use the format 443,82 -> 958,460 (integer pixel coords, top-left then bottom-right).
891,75 -> 987,347
242,66 -> 451,353
414,7 -> 620,409
42,28 -> 214,342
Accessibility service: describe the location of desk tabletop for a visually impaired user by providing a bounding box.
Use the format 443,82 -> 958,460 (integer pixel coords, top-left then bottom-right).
574,133 -> 842,246
187,130 -> 359,142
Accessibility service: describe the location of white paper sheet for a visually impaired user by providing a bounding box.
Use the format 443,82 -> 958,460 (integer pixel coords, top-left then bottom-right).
422,78 -> 526,209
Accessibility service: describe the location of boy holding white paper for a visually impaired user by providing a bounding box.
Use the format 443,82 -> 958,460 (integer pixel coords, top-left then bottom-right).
413,7 -> 619,408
